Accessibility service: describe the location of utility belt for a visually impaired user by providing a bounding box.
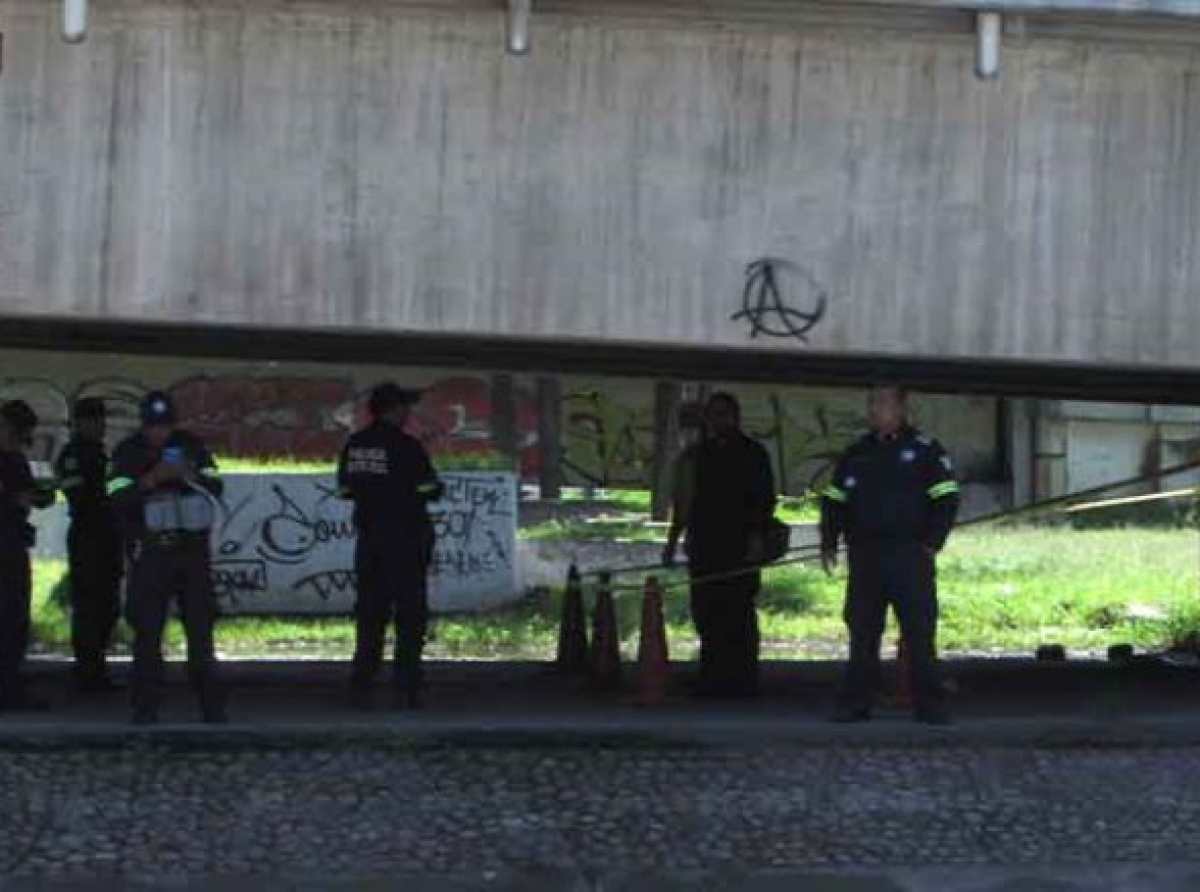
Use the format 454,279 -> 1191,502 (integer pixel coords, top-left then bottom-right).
140,529 -> 209,549
143,490 -> 215,535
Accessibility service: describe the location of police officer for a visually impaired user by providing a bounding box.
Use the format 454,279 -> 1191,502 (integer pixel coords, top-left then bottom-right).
820,385 -> 960,725
108,392 -> 226,725
56,398 -> 124,692
663,393 -> 776,698
0,401 -> 55,711
337,382 -> 443,710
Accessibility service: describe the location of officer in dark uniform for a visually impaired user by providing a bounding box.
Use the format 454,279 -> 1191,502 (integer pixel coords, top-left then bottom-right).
0,400 -> 55,711
56,398 -> 124,692
663,393 -> 776,698
337,382 -> 443,710
820,385 -> 960,724
108,392 -> 226,725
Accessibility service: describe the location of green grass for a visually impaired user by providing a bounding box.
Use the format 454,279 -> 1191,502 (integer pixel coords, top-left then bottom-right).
559,488 -> 652,512
521,516 -> 667,542
29,526 -> 1199,660
219,453 -> 515,474
777,495 -> 820,525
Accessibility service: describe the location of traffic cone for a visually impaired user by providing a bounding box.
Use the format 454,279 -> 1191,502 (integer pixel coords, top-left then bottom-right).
588,571 -> 623,692
555,565 -> 588,675
634,576 -> 670,707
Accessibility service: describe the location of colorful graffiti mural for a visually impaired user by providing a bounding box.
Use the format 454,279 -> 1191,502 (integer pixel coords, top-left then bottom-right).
0,373 -> 541,470
0,370 -> 865,493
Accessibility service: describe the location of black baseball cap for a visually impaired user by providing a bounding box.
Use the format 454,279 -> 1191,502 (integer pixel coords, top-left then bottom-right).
368,382 -> 422,417
0,400 -> 38,443
139,391 -> 177,425
74,397 -> 106,421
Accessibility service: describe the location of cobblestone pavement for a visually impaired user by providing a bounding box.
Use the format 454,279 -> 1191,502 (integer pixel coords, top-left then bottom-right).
1,740 -> 1199,887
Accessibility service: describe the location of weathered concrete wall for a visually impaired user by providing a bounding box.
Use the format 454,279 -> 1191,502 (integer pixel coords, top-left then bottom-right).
0,347 -> 1000,490
3,0 -> 1200,368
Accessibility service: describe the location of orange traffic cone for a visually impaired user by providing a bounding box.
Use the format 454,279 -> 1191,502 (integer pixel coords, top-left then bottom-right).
555,564 -> 588,675
588,571 -> 623,692
634,576 -> 670,707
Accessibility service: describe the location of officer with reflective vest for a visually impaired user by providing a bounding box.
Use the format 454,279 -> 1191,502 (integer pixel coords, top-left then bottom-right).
820,385 -> 960,724
337,382 -> 443,710
0,401 -> 55,711
55,398 -> 124,692
108,392 -> 227,725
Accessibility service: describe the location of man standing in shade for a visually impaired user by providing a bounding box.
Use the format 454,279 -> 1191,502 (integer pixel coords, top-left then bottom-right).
0,401 -> 55,711
664,392 -> 776,698
338,382 -> 444,710
56,398 -> 124,692
821,385 -> 960,725
108,391 -> 226,725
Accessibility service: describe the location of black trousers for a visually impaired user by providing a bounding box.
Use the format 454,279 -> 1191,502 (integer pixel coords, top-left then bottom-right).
351,529 -> 431,693
689,553 -> 761,695
839,541 -> 943,713
124,536 -> 224,715
67,522 -> 123,681
0,541 -> 32,698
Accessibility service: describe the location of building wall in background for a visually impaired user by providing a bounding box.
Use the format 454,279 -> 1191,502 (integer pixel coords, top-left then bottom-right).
0,348 -> 999,494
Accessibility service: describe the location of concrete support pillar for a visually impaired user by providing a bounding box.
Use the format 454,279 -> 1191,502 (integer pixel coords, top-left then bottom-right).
492,373 -> 518,471
650,380 -> 683,522
1003,398 -> 1035,508
536,376 -> 563,501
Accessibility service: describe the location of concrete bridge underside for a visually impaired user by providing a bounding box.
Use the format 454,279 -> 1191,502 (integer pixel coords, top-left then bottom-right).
3,314 -> 1200,405
3,0 -> 1200,381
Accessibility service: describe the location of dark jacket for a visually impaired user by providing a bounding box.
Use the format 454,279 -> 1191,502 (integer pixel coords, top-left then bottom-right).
336,421 -> 443,535
820,427 -> 960,553
56,437 -> 116,529
107,430 -> 222,541
0,448 -> 34,549
673,432 -> 776,566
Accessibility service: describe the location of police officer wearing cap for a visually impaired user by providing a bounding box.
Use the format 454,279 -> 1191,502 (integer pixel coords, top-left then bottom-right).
108,391 -> 226,724
0,400 -> 55,711
337,382 -> 444,709
820,385 -> 960,725
55,398 -> 123,692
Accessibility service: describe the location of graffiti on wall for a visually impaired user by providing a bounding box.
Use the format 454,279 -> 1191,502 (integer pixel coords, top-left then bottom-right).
1,371 -> 865,494
732,259 -> 829,343
561,390 -> 656,487
205,472 -> 516,613
0,374 -> 540,469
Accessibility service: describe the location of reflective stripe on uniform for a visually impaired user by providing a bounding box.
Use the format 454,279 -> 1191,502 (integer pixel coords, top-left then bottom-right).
417,482 -> 441,494
106,476 -> 136,495
822,485 -> 848,503
927,480 -> 960,500
198,467 -> 220,478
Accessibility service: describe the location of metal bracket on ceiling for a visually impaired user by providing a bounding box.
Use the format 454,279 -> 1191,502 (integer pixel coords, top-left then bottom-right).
508,0 -> 531,55
976,11 -> 1002,79
62,0 -> 88,43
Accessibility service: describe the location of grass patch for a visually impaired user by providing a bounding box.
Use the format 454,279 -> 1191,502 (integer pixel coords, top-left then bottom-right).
28,525 -> 1199,659
219,452 -> 515,474
521,516 -> 666,542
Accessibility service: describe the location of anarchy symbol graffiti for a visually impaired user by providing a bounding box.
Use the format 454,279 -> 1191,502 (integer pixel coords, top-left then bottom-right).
731,258 -> 828,342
